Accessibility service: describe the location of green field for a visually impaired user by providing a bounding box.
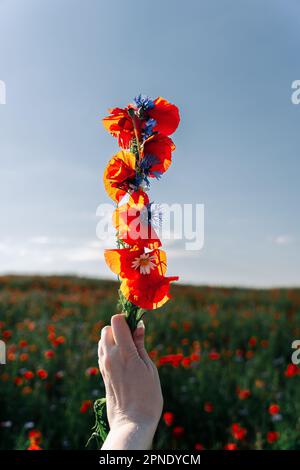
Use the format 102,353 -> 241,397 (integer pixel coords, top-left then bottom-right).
0,276 -> 299,450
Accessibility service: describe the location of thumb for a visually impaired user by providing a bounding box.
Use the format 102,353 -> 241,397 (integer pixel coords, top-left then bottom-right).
133,320 -> 150,365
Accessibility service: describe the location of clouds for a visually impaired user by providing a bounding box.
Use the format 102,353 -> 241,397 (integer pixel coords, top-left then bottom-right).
271,235 -> 294,246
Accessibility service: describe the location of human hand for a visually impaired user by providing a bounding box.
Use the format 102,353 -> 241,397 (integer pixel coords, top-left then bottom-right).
98,314 -> 163,450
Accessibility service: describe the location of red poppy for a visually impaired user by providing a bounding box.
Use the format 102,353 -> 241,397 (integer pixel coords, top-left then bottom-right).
172,426 -> 184,439
268,404 -> 280,415
23,371 -> 34,380
120,273 -> 178,310
44,350 -> 55,359
194,443 -> 205,451
163,412 -> 174,427
102,105 -> 140,149
147,97 -> 180,136
224,443 -> 237,450
27,444 -> 42,451
104,247 -> 167,281
80,400 -> 93,413
103,150 -> 136,202
141,133 -> 175,178
231,423 -> 247,440
208,351 -> 220,361
284,363 -> 298,377
248,336 -> 257,347
237,387 -> 251,400
29,430 -> 42,445
86,367 -> 99,376
204,402 -> 214,413
267,431 -> 279,444
113,190 -> 161,249
36,369 -> 48,380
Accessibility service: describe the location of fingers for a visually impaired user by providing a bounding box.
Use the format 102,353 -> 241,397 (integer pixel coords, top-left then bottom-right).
111,314 -> 136,353
133,320 -> 151,365
100,325 -> 115,352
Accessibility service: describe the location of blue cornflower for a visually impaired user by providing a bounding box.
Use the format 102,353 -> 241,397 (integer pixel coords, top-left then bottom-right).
134,94 -> 155,110
143,118 -> 157,140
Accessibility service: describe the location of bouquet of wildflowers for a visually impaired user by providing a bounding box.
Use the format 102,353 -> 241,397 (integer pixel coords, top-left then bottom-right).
89,94 -> 180,446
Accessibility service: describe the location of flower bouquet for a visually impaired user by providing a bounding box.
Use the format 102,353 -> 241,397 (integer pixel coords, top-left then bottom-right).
88,94 -> 180,447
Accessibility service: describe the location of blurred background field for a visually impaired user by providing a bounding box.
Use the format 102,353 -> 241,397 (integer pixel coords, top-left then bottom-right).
0,275 -> 299,450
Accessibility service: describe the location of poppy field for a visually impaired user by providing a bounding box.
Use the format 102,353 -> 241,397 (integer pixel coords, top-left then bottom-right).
0,275 -> 299,450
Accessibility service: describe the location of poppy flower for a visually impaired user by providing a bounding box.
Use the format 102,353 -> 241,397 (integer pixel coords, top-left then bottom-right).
163,412 -> 175,427
140,133 -> 175,178
224,443 -> 237,450
204,402 -> 214,413
231,423 -> 247,440
120,273 -> 178,310
135,95 -> 180,137
104,247 -> 167,280
194,443 -> 205,451
237,387 -> 251,400
29,430 -> 42,445
113,190 -> 161,249
80,400 -> 93,414
268,404 -> 280,415
284,363 -> 298,377
102,105 -> 141,149
172,426 -> 184,439
103,151 -> 137,202
27,444 -> 42,451
36,369 -> 48,380
267,431 -> 279,444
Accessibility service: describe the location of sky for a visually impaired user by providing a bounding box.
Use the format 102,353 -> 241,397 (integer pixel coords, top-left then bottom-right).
0,0 -> 299,287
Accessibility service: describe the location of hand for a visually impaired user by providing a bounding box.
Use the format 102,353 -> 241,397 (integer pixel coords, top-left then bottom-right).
98,314 -> 163,450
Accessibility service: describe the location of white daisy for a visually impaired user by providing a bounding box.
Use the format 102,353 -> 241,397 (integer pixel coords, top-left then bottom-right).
131,253 -> 156,275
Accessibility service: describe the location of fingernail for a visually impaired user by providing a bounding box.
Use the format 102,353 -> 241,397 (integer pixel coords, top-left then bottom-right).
137,319 -> 145,329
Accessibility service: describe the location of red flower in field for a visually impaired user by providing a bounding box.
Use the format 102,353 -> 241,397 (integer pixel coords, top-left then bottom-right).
248,336 -> 257,347
55,335 -> 65,345
80,400 -> 93,414
204,402 -> 214,413
29,429 -> 42,445
141,133 -> 175,178
181,357 -> 191,368
86,367 -> 99,376
20,353 -> 29,362
194,443 -> 205,451
284,363 -> 298,377
112,190 -> 161,249
190,352 -> 201,362
27,443 -> 42,450
146,97 -> 180,136
268,403 -> 280,415
224,443 -> 237,450
267,431 -> 279,444
23,371 -> 34,380
2,330 -> 12,339
237,387 -> 251,400
14,377 -> 23,386
102,105 -> 140,149
158,353 -> 184,368
163,412 -> 174,427
103,150 -> 136,202
231,423 -> 247,440
172,426 -> 184,439
208,351 -> 220,361
19,340 -> 28,348
44,350 -> 55,359
36,369 -> 48,380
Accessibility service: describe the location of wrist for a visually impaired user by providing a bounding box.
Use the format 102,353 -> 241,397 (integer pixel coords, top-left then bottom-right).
102,420 -> 157,450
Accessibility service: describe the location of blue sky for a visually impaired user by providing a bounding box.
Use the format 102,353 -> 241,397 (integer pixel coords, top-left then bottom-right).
0,0 -> 299,286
